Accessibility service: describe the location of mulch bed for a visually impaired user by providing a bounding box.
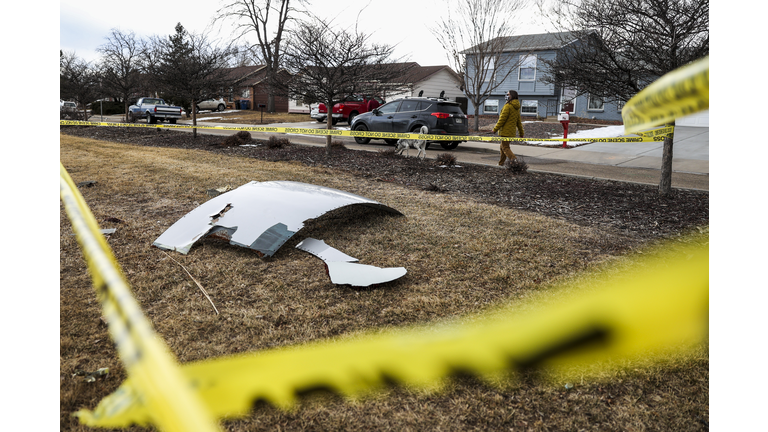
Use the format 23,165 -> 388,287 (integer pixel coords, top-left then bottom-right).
60,124 -> 708,242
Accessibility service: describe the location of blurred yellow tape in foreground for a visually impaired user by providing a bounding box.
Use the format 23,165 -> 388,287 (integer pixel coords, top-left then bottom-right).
60,163 -> 221,432
622,56 -> 709,134
76,235 -> 708,427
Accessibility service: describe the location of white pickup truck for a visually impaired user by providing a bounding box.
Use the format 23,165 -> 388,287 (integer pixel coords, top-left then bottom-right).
128,97 -> 184,124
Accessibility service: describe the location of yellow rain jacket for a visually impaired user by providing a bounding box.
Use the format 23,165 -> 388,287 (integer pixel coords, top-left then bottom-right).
492,99 -> 524,138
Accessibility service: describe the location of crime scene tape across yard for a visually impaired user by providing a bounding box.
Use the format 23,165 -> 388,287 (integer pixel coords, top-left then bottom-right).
63,55 -> 709,431
59,119 -> 669,143
622,56 -> 709,134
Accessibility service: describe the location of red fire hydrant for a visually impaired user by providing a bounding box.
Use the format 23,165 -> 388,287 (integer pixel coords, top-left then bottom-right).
559,111 -> 570,148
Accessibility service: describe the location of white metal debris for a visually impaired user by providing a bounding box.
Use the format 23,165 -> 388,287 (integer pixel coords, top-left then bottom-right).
152,181 -> 402,257
296,237 -> 407,287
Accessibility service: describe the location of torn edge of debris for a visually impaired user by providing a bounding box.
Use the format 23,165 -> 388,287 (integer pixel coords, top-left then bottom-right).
296,238 -> 406,287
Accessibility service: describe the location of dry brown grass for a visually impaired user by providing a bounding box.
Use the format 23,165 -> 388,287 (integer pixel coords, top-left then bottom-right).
60,133 -> 708,431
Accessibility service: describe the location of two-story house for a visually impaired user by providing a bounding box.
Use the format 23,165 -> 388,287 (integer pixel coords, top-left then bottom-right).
463,31 -> 624,122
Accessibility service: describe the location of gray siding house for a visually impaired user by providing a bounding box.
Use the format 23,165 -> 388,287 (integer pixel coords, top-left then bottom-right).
464,31 -> 624,122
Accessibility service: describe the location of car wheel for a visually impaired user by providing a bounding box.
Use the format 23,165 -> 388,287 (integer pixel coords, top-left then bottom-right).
169,119 -> 177,124
316,118 -> 325,123
147,113 -> 156,124
217,104 -> 225,112
347,112 -> 357,125
440,141 -> 460,150
332,118 -> 339,125
384,139 -> 398,145
353,124 -> 371,144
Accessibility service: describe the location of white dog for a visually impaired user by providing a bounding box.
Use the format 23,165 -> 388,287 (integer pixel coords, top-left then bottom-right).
395,125 -> 429,159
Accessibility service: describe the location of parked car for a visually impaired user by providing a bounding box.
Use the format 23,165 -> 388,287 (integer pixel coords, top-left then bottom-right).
349,97 -> 469,150
312,94 -> 385,125
60,100 -> 90,120
196,98 -> 226,112
128,97 -> 184,124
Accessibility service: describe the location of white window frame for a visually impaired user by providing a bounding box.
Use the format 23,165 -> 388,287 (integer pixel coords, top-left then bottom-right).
521,99 -> 538,116
483,99 -> 499,114
519,54 -> 537,81
242,88 -> 251,98
587,94 -> 605,112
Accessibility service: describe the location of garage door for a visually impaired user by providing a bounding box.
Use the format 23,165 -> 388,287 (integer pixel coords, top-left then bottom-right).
676,110 -> 709,127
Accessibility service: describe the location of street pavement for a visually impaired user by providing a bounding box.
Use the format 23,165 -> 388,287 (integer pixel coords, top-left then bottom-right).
89,115 -> 709,191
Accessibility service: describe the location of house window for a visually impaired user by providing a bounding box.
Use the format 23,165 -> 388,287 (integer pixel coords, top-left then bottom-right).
616,99 -> 626,112
483,99 -> 499,114
242,88 -> 251,98
484,58 -> 496,84
519,55 -> 537,81
521,100 -> 538,115
588,94 -> 604,111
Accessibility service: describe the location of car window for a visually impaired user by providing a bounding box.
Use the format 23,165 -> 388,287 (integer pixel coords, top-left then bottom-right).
437,103 -> 464,114
376,101 -> 400,115
375,96 -> 385,104
346,95 -> 364,102
398,100 -> 420,112
417,101 -> 433,111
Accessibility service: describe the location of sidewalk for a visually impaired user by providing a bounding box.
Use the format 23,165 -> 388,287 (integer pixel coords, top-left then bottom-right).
456,125 -> 709,191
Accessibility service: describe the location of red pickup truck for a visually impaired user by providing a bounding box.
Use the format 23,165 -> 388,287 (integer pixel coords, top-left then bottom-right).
311,94 -> 385,125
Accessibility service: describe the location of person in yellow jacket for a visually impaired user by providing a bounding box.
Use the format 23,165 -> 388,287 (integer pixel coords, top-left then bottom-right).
492,90 -> 525,165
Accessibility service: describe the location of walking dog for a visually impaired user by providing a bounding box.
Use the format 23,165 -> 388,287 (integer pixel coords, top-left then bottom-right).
395,125 -> 429,159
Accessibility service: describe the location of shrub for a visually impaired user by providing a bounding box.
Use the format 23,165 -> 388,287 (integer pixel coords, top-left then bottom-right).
435,153 -> 457,166
266,136 -> 291,149
505,156 -> 529,174
219,130 -> 252,147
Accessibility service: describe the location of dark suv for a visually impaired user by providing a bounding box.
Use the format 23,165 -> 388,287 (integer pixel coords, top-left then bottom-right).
349,97 -> 469,150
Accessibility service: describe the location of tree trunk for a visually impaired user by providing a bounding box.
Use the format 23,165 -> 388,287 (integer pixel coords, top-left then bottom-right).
325,113 -> 333,155
658,121 -> 675,196
192,101 -> 198,139
268,91 -> 276,113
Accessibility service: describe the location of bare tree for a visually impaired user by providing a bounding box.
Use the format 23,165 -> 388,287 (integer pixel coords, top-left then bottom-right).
537,0 -> 708,196
60,50 -> 100,120
145,23 -> 235,137
214,0 -> 307,112
230,43 -> 263,67
431,0 -> 531,132
275,17 -> 412,152
97,29 -> 145,122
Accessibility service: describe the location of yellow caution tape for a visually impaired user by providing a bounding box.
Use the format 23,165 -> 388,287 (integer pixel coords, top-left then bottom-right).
622,56 -> 709,134
60,163 -> 222,432
60,120 -> 667,143
635,125 -> 675,138
63,53 -> 708,427
75,238 -> 707,426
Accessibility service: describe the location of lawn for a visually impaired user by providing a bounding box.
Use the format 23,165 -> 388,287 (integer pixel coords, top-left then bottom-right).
60,133 -> 708,431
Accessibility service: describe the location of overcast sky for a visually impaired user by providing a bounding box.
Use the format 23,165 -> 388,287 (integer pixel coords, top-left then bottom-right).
60,0 -> 551,66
